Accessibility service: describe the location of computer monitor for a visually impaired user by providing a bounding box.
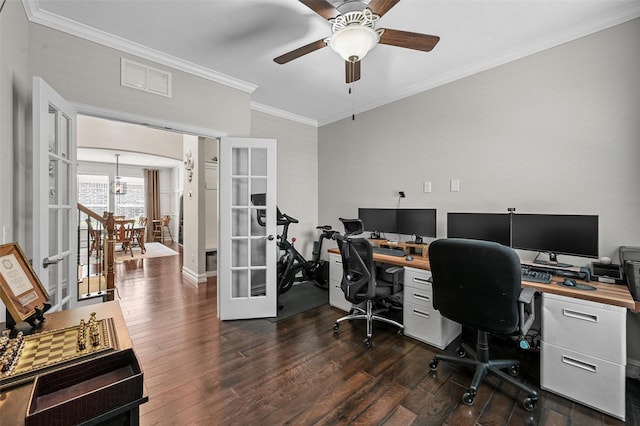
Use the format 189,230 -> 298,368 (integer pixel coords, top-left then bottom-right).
396,209 -> 437,238
511,214 -> 599,263
358,208 -> 397,234
447,212 -> 511,246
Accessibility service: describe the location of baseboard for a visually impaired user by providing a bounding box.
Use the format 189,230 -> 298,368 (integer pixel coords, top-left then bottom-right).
627,358 -> 640,379
182,267 -> 207,284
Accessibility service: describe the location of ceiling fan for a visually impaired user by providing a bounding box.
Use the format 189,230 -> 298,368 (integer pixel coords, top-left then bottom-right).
274,0 -> 440,83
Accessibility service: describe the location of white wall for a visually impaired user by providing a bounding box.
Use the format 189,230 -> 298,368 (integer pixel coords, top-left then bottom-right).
181,135 -> 206,283
78,115 -> 184,160
319,18 -> 640,367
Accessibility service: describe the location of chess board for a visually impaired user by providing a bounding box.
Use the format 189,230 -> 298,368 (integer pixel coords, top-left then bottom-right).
1,317 -> 117,387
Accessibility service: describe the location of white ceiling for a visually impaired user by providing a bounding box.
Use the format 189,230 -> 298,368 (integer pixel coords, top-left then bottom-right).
29,0 -> 640,126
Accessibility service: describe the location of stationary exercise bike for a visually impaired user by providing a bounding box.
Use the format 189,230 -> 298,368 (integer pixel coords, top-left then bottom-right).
252,195 -> 336,295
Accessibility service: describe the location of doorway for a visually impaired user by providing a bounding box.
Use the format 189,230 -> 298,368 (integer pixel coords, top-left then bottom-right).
74,110 -> 222,281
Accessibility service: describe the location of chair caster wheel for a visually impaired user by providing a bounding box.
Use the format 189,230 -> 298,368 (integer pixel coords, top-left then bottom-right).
364,338 -> 372,347
397,329 -> 404,337
462,392 -> 475,406
333,323 -> 339,332
429,359 -> 439,370
523,397 -> 537,411
456,347 -> 467,358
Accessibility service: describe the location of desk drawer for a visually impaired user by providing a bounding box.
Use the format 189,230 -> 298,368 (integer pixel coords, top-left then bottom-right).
404,285 -> 433,310
541,342 -> 625,420
329,254 -> 343,282
404,303 -> 460,350
542,293 -> 625,363
328,254 -> 351,312
329,282 -> 351,312
404,267 -> 432,291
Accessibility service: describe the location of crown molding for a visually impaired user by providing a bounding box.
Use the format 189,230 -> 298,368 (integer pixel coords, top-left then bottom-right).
23,0 -> 257,94
318,3 -> 640,126
251,102 -> 317,127
23,1 -> 640,128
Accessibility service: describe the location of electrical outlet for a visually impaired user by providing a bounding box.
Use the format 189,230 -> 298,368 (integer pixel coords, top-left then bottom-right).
450,179 -> 460,192
423,181 -> 432,193
191,253 -> 195,263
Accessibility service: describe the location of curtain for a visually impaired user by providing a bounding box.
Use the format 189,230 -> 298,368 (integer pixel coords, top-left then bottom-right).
144,169 -> 160,242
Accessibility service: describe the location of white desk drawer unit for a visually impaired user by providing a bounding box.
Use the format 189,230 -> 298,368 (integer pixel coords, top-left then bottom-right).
541,292 -> 626,420
403,267 -> 461,350
328,253 -> 351,312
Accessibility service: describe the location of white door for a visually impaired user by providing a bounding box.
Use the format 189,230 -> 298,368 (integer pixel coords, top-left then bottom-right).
32,77 -> 77,312
218,137 -> 277,320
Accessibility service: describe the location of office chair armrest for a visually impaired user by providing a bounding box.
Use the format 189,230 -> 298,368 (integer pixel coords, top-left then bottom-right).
518,287 -> 539,337
385,266 -> 403,276
383,266 -> 404,292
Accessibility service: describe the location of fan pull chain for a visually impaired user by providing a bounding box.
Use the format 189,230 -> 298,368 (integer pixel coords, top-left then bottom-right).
349,84 -> 355,120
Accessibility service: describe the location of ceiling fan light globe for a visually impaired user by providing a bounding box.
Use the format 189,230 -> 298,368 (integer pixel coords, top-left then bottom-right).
329,25 -> 377,62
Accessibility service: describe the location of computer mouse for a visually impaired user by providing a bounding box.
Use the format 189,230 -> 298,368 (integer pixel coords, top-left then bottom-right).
563,279 -> 577,287
405,255 -> 413,261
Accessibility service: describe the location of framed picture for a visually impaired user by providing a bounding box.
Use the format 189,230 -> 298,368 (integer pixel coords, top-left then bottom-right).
0,242 -> 50,323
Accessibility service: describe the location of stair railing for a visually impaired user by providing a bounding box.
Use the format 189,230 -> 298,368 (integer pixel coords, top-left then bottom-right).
77,203 -> 116,301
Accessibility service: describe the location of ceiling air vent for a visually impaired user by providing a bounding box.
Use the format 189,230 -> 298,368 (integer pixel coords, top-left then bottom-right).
121,58 -> 172,98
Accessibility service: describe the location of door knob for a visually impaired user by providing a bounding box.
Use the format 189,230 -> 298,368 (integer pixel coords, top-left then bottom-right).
42,257 -> 62,268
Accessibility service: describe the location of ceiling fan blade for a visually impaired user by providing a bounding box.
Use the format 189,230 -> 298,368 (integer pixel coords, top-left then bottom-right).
299,0 -> 339,20
345,60 -> 361,83
367,0 -> 401,17
274,39 -> 327,64
379,28 -> 440,52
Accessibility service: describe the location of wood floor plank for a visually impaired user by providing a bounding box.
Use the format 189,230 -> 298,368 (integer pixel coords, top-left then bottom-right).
111,244 -> 633,425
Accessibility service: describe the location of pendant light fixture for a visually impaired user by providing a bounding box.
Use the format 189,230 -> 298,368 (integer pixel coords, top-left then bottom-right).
111,153 -> 128,195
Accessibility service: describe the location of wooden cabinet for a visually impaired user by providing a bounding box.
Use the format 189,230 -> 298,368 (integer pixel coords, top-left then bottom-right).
403,267 -> 461,349
541,293 -> 626,420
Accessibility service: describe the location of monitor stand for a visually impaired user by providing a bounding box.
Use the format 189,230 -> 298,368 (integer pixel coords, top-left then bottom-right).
533,252 -> 572,268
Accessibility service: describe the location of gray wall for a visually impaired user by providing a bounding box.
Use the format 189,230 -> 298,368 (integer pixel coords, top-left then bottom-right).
318,18 -> 640,368
3,9 -> 253,259
27,23 -> 252,136
251,110 -> 319,259
319,18 -> 640,261
0,1 -> 30,248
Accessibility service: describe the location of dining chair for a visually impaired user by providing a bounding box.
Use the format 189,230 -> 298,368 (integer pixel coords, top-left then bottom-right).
153,215 -> 174,243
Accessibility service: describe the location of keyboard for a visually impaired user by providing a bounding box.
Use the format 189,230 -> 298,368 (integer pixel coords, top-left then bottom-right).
521,267 -> 552,284
372,247 -> 407,257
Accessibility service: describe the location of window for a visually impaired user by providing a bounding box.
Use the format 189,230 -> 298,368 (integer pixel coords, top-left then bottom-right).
78,174 -> 146,223
77,174 -> 109,217
114,176 -> 145,220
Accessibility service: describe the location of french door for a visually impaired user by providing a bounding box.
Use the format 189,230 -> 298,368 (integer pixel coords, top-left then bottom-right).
32,77 -> 78,312
218,137 -> 277,320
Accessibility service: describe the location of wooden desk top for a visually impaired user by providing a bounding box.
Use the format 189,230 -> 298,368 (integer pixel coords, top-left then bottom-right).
328,247 -> 638,311
0,301 -> 133,425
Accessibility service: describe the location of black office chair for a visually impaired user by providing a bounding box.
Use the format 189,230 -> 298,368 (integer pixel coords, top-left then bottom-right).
332,218 -> 404,347
428,238 -> 539,410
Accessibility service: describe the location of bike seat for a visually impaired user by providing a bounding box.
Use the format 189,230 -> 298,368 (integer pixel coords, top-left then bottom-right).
316,225 -> 333,230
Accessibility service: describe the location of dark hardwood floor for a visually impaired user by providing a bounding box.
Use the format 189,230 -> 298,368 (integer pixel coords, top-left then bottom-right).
114,244 -> 640,425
